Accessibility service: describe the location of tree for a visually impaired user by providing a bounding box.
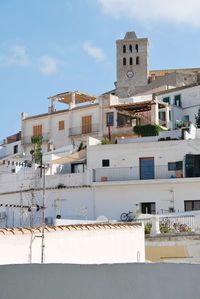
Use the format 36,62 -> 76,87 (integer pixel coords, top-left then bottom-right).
195,107 -> 200,128
30,136 -> 43,164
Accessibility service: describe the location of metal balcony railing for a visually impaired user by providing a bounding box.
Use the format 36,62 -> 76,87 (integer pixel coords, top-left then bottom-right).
93,165 -> 186,182
69,123 -> 100,136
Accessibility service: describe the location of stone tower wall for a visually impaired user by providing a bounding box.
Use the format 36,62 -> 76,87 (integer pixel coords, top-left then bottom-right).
116,32 -> 148,98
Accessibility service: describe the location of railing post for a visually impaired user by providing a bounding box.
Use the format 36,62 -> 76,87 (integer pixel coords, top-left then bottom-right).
150,215 -> 160,236
194,213 -> 200,233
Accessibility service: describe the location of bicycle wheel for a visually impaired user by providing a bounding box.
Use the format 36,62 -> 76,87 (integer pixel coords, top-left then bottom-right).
120,213 -> 128,221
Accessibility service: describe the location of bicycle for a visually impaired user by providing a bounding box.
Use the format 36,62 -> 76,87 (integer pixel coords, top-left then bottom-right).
120,211 -> 135,222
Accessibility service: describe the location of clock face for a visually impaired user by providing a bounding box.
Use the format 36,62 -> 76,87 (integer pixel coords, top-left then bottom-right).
127,71 -> 134,78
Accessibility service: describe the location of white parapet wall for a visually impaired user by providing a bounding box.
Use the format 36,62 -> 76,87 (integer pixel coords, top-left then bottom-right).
0,222 -> 145,265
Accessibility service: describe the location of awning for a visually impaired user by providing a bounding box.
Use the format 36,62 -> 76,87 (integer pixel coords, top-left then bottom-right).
52,149 -> 86,164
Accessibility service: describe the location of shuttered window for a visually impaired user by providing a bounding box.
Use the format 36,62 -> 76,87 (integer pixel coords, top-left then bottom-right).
33,125 -> 42,137
82,115 -> 92,134
58,120 -> 65,131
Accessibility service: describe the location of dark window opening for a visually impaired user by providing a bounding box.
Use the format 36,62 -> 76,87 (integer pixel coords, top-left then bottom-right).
141,202 -> 156,214
129,45 -> 132,53
71,163 -> 85,173
185,154 -> 200,177
129,57 -> 133,65
159,111 -> 166,122
163,97 -> 170,104
102,159 -> 110,167
136,56 -> 140,65
135,44 -> 139,52
169,111 -> 171,121
117,113 -> 133,127
185,200 -> 200,211
123,45 -> 126,53
123,57 -> 126,65
13,145 -> 18,154
174,95 -> 181,107
106,112 -> 114,126
168,161 -> 183,171
183,115 -> 190,126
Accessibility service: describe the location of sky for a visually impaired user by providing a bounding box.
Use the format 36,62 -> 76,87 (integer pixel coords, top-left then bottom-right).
1,0 -> 200,140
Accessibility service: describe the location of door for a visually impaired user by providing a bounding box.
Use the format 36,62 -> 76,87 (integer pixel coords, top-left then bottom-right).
82,115 -> 92,134
185,154 -> 200,177
140,157 -> 155,180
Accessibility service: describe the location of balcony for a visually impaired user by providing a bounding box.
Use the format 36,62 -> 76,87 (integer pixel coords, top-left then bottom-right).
93,165 -> 186,182
21,133 -> 50,145
69,123 -> 100,137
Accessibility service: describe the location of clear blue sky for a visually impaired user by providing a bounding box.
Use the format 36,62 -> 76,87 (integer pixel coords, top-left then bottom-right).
1,0 -> 200,140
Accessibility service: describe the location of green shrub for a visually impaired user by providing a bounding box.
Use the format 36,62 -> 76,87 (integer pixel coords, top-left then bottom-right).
101,137 -> 110,145
145,223 -> 152,234
134,124 -> 165,137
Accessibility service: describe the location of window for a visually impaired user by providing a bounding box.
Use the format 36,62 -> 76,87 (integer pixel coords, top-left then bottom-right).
71,163 -> 84,173
58,120 -> 65,131
159,111 -> 166,121
82,115 -> 92,134
168,161 -> 183,171
136,56 -> 140,65
13,145 -> 18,154
123,45 -> 126,53
174,95 -> 181,107
106,112 -> 114,126
129,45 -> 132,53
141,202 -> 156,214
102,159 -> 110,167
117,113 -> 133,127
185,200 -> 200,211
123,57 -> 126,65
129,57 -> 133,65
183,115 -> 189,125
163,97 -> 170,104
140,157 -> 155,180
169,111 -> 171,121
135,44 -> 139,52
33,125 -> 42,137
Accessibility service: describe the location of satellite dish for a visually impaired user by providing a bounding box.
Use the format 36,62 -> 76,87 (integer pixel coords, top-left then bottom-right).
96,215 -> 108,222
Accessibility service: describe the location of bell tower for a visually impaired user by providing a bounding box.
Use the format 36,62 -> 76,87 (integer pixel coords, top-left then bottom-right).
115,32 -> 149,98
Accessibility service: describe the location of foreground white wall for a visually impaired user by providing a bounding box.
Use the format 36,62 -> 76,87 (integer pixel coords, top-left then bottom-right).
1,264 -> 200,299
0,223 -> 144,264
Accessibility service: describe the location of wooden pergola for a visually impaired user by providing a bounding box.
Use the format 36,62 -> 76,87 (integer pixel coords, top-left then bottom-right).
48,91 -> 96,105
110,100 -> 167,116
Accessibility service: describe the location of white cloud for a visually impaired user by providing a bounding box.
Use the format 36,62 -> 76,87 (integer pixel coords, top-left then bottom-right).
0,45 -> 30,67
38,55 -> 61,76
97,0 -> 200,27
83,41 -> 106,62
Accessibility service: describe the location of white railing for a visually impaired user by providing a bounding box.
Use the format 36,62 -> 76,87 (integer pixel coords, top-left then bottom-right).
93,165 -> 184,182
133,212 -> 199,234
69,123 -> 100,136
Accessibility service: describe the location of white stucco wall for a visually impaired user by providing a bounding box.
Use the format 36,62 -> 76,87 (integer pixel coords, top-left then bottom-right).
0,140 -> 21,159
22,104 -> 101,154
0,224 -> 144,264
87,138 -> 200,171
157,85 -> 200,126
